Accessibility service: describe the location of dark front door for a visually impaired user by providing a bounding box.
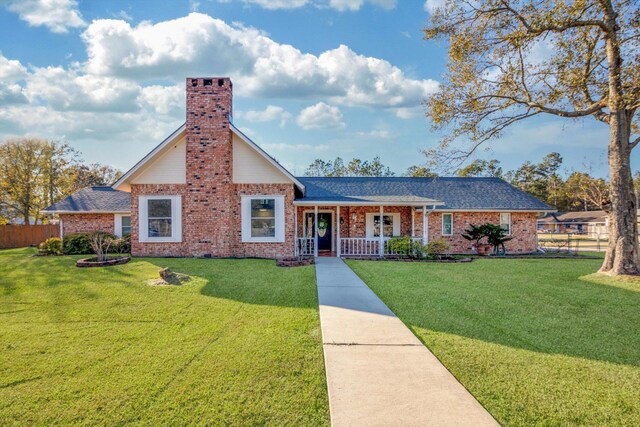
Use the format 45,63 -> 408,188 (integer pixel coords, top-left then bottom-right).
305,212 -> 333,251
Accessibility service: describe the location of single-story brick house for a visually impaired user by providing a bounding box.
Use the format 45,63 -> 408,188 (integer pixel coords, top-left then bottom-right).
538,211 -> 608,236
43,77 -> 554,258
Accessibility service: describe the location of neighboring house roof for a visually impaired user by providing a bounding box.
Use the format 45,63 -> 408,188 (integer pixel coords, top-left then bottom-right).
42,187 -> 131,214
538,210 -> 607,224
112,122 -> 305,192
295,177 -> 555,211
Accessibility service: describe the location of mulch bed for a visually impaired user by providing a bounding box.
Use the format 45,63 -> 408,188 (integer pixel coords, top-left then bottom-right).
76,256 -> 131,268
276,257 -> 315,267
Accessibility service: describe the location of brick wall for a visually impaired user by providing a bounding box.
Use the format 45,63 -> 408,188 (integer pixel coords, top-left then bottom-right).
233,183 -> 296,258
60,214 -> 114,236
427,211 -> 537,253
130,184 -> 190,257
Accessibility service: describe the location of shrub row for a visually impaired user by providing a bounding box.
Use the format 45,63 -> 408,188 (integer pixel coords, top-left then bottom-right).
387,236 -> 450,260
39,232 -> 131,256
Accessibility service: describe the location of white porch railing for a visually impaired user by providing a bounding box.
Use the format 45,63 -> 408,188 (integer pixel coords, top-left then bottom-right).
340,238 -> 381,256
296,237 -> 315,256
340,237 -> 423,256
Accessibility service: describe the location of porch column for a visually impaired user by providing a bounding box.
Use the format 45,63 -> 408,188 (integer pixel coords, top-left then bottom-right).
314,205 -> 319,257
411,207 -> 415,238
379,205 -> 384,257
422,205 -> 427,245
294,206 -> 298,256
337,205 -> 341,257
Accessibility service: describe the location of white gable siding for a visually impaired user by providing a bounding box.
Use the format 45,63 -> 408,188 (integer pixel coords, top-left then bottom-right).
232,134 -> 291,184
131,137 -> 186,185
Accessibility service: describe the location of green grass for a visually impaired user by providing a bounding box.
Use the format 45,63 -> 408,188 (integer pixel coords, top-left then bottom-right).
0,248 -> 329,426
346,257 -> 640,426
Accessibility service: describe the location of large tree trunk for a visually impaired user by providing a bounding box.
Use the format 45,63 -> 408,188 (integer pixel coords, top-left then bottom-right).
599,112 -> 639,275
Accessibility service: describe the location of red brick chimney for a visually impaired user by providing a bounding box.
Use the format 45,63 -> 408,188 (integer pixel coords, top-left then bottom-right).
185,77 -> 234,256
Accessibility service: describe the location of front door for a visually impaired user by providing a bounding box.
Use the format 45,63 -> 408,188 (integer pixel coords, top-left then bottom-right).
305,212 -> 333,251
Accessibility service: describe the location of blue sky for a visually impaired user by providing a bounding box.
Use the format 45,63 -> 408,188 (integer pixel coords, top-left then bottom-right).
0,0 -> 632,178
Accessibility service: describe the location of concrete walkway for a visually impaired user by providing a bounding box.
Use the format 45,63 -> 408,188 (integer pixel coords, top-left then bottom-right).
315,257 -> 498,427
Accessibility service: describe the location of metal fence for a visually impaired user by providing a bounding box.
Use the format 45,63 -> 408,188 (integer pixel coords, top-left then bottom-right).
537,221 -> 609,252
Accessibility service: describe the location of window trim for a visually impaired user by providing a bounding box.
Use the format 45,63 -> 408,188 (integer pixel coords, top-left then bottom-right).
241,195 -> 285,243
500,212 -> 512,235
138,195 -> 182,243
441,213 -> 453,236
114,214 -> 131,238
365,212 -> 401,238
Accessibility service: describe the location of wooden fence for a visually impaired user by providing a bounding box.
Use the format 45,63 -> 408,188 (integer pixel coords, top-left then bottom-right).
0,224 -> 60,249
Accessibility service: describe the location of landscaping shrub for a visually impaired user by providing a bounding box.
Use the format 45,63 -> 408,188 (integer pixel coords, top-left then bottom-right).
38,237 -> 63,255
388,236 -> 426,259
89,232 -> 116,262
463,223 -> 513,255
426,238 -> 450,259
112,233 -> 131,255
62,233 -> 94,254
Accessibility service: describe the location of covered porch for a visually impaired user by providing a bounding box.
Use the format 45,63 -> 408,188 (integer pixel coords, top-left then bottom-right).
293,200 -> 443,257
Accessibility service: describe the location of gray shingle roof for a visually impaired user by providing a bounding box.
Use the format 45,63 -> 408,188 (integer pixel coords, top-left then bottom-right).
43,187 -> 131,213
296,177 -> 555,211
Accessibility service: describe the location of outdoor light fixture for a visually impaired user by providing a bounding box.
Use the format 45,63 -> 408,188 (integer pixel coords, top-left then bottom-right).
352,213 -> 357,221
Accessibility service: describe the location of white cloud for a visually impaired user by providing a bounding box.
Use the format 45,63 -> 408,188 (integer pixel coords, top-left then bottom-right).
394,106 -> 423,119
296,102 -> 346,130
138,85 -> 184,116
215,0 -> 394,10
239,105 -> 292,126
4,0 -> 86,33
0,54 -> 27,81
0,54 -> 28,105
239,0 -> 309,9
423,0 -> 445,14
354,129 -> 394,139
81,13 -> 438,109
328,0 -> 396,11
24,66 -> 141,112
262,142 -> 331,152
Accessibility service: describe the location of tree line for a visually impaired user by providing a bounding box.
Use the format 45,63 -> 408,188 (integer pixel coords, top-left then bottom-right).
0,138 -> 122,224
304,152 -> 640,213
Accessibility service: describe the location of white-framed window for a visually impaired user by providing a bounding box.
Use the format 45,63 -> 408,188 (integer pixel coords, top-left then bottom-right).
138,195 -> 182,242
365,212 -> 400,238
241,195 -> 285,242
500,212 -> 511,235
442,213 -> 453,236
114,214 -> 131,237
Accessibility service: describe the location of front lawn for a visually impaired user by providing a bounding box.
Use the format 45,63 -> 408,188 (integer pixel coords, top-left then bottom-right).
0,248 -> 329,426
346,258 -> 640,426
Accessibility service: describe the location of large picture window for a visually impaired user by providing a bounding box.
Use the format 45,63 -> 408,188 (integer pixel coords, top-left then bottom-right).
250,199 -> 276,238
241,195 -> 285,242
148,199 -> 172,237
139,195 -> 182,242
442,213 -> 453,236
